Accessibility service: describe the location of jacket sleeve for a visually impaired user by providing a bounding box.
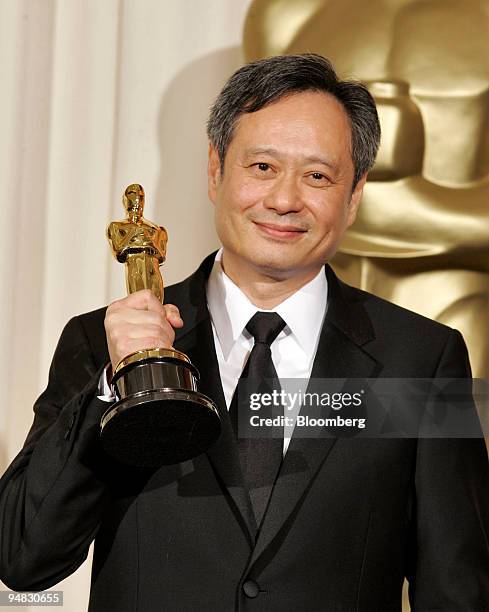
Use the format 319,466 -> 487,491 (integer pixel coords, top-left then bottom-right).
407,329 -> 489,610
0,316 -> 112,591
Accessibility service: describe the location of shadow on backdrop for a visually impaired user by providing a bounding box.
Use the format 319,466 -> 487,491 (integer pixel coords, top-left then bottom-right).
155,46 -> 245,286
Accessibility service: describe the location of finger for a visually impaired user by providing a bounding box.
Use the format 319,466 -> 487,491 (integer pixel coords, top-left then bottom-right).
114,336 -> 176,363
108,316 -> 175,343
109,320 -> 176,354
107,307 -> 181,334
125,337 -> 174,352
163,304 -> 183,328
111,289 -> 165,313
121,323 -> 172,341
143,290 -> 166,313
108,308 -> 168,329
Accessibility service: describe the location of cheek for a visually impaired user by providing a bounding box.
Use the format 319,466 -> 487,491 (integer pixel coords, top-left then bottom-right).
213,204 -> 235,248
227,174 -> 269,211
309,196 -> 350,235
213,181 -> 254,239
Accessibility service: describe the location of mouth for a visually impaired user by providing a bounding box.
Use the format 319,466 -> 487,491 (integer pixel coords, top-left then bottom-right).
253,221 -> 307,240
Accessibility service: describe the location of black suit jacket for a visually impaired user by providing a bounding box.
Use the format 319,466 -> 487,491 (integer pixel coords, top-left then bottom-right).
0,254 -> 488,611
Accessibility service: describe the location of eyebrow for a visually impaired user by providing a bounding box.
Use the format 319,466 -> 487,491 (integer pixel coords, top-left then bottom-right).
243,147 -> 339,173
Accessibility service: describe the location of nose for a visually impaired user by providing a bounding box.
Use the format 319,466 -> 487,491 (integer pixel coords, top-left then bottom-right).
263,173 -> 304,214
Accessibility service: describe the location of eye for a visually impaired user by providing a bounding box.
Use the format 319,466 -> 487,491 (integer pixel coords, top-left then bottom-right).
305,171 -> 331,187
249,162 -> 274,178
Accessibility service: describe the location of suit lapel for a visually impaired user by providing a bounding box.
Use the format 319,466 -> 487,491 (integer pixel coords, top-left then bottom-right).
169,254 -> 257,544
249,265 -> 382,564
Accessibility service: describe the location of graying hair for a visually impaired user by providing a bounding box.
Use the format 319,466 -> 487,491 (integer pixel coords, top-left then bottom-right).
207,53 -> 381,188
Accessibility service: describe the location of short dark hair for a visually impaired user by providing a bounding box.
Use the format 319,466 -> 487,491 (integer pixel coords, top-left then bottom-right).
207,53 -> 381,188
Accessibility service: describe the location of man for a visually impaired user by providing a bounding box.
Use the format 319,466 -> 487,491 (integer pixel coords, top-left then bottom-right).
0,54 -> 488,611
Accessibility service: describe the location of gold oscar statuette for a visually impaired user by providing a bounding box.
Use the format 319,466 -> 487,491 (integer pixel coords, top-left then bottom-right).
99,184 -> 221,467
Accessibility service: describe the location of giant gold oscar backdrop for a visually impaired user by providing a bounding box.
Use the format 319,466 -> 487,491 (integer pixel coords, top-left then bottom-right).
244,0 -> 489,378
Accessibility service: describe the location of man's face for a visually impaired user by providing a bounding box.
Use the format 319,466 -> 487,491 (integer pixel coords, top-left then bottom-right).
208,90 -> 366,282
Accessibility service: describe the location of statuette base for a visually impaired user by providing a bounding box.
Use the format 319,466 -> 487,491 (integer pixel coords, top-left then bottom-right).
100,388 -> 220,467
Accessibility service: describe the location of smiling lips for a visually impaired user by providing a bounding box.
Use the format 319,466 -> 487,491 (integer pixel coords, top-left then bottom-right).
254,221 -> 308,240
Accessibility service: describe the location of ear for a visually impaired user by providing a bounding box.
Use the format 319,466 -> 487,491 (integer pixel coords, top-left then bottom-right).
346,173 -> 367,227
207,144 -> 221,204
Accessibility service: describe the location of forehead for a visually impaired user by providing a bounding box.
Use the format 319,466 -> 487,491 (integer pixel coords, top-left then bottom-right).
229,91 -> 352,160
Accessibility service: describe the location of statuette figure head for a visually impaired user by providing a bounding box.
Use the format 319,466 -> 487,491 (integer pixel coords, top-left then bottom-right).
123,184 -> 145,221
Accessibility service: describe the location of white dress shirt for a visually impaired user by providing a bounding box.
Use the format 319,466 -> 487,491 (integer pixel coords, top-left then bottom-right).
207,250 -> 328,455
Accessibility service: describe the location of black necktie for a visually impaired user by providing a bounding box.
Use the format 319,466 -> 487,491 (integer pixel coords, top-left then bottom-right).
230,312 -> 286,527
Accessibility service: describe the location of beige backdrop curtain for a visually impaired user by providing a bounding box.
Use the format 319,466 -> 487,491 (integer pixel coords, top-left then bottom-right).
0,0 -> 252,609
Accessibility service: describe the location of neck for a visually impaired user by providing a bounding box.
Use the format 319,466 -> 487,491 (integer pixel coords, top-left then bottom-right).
220,251 -> 322,309
128,210 -> 141,223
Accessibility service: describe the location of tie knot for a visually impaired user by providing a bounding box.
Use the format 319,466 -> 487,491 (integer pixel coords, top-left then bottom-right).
245,312 -> 286,346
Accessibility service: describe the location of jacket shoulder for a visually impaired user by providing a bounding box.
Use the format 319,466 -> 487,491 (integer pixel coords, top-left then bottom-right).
348,282 -> 451,335
338,279 -> 470,375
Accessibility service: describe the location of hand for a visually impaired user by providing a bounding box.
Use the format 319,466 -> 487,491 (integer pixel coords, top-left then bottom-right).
104,289 -> 183,374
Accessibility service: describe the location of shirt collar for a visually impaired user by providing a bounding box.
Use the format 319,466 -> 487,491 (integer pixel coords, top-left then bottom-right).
206,249 -> 328,360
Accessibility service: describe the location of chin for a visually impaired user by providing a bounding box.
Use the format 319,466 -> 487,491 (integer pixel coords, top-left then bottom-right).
248,253 -> 311,278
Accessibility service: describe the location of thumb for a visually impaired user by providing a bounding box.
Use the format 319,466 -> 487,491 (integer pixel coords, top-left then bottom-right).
164,303 -> 184,328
